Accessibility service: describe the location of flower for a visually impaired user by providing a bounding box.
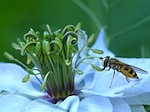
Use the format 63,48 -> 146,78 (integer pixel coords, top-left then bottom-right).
1,26 -> 150,112
77,29 -> 150,112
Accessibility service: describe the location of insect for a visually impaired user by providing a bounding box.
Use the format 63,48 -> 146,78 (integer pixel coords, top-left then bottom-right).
100,56 -> 148,88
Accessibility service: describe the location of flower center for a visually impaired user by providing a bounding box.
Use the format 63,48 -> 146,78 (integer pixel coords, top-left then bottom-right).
23,25 -> 79,101
4,23 -> 104,103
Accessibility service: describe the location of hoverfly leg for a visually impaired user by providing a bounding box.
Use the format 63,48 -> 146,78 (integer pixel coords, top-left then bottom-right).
109,70 -> 116,88
106,67 -> 111,71
102,66 -> 106,70
125,76 -> 130,83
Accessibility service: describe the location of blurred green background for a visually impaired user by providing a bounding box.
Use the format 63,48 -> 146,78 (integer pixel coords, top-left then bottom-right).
0,0 -> 99,63
1,0 -> 150,64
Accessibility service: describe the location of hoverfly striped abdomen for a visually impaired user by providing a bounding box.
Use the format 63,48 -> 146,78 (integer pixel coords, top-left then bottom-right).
119,65 -> 139,80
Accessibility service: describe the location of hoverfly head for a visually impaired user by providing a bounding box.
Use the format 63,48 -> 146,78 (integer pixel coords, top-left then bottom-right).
100,56 -> 110,67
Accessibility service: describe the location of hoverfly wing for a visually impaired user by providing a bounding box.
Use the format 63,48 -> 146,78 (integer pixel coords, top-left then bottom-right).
129,65 -> 148,74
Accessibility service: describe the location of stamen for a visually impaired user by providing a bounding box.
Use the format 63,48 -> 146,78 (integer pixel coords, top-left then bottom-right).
4,23 -> 104,103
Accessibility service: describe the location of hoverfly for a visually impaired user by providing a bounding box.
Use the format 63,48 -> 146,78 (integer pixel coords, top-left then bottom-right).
100,56 -> 148,88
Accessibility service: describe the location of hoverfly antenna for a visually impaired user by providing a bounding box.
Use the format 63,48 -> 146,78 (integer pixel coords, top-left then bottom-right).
100,57 -> 103,60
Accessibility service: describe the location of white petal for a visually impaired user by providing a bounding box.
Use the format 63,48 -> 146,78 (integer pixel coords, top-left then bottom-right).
124,93 -> 150,105
26,96 -> 79,112
30,66 -> 43,91
57,95 -> 79,112
0,63 -> 45,96
81,70 -> 142,97
0,95 -> 31,112
75,59 -> 97,88
25,99 -> 58,112
78,95 -> 113,112
89,29 -> 115,57
110,98 -> 131,112
91,70 -> 128,91
75,58 -> 104,89
29,75 -> 42,91
130,105 -> 146,112
77,30 -> 88,58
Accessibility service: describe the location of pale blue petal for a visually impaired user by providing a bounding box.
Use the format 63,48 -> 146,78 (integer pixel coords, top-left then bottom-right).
58,95 -> 79,112
78,95 -> 113,112
77,30 -> 88,58
75,58 -> 99,89
29,75 -> 41,92
31,67 -> 43,91
72,53 -> 78,68
77,107 -> 87,112
25,99 -> 58,112
110,98 -> 131,112
81,70 -> 141,97
130,105 -> 146,112
0,63 -> 45,96
32,66 -> 40,74
91,70 -> 128,91
75,60 -> 93,87
0,95 -> 31,112
26,96 -> 79,112
89,29 -> 115,57
124,93 -> 150,105
80,60 -> 128,97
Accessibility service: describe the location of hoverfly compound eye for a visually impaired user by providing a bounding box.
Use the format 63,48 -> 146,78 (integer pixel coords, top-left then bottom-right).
106,56 -> 110,58
100,57 -> 103,60
104,58 -> 109,67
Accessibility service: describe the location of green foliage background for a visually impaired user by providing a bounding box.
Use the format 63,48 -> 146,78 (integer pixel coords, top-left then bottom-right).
0,0 -> 99,64
75,0 -> 150,58
1,0 -> 150,64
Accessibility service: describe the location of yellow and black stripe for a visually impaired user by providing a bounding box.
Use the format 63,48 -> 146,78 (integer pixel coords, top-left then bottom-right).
119,65 -> 139,79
